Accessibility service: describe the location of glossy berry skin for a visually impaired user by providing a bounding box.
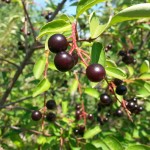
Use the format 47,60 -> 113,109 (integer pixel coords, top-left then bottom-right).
78,125 -> 85,136
87,114 -> 94,120
86,64 -> 106,82
113,78 -> 123,86
72,52 -> 78,65
5,0 -> 11,3
46,112 -> 56,122
107,44 -> 112,50
100,93 -> 112,106
54,52 -> 74,72
126,101 -> 135,111
115,109 -> 123,117
31,110 -> 42,121
130,97 -> 137,103
75,104 -> 81,110
116,85 -> 127,95
48,34 -> 68,53
73,128 -> 79,135
46,100 -> 56,110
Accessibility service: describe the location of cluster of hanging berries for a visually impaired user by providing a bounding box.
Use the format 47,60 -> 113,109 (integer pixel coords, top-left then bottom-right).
118,49 -> 136,65
31,100 -> 57,122
48,33 -> 106,82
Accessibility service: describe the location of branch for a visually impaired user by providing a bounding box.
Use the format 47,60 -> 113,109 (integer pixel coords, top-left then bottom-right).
48,0 -> 67,22
21,0 -> 36,42
0,58 -> 19,68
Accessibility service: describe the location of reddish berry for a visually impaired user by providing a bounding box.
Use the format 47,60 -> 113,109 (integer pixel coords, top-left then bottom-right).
86,64 -> 106,82
100,93 -> 112,106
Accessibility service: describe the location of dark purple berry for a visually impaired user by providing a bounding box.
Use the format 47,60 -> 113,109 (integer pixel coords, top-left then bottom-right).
31,110 -> 42,121
118,50 -> 126,56
78,125 -> 85,136
100,93 -> 112,106
115,109 -> 123,117
103,117 -> 109,122
73,128 -> 79,135
113,78 -> 123,86
54,51 -> 74,72
72,52 -> 78,65
86,64 -> 106,82
46,112 -> 56,122
87,114 -> 94,120
75,110 -> 81,121
5,0 -> 11,3
116,85 -> 127,95
126,101 -> 135,111
107,44 -> 112,50
130,97 -> 137,103
48,34 -> 68,53
46,100 -> 56,110
75,104 -> 81,110
122,55 -> 134,64
27,31 -> 31,36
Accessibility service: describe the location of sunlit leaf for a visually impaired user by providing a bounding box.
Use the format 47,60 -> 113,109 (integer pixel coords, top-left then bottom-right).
126,144 -> 150,150
84,88 -> 99,98
140,60 -> 149,73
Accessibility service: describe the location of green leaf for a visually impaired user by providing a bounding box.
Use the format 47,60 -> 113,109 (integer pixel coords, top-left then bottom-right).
126,65 -> 134,77
37,136 -> 47,145
84,143 -> 97,150
140,60 -> 149,73
89,12 -> 102,38
106,60 -> 117,67
84,88 -> 99,98
89,14 -> 112,38
92,139 -> 110,150
59,14 -> 74,23
103,136 -> 123,150
110,3 -> 150,26
91,42 -> 106,67
139,73 -> 150,79
62,101 -> 68,115
136,81 -> 150,97
37,19 -> 71,39
32,78 -> 51,97
69,79 -> 78,96
106,67 -> 127,79
126,145 -> 150,150
83,126 -> 101,139
48,62 -> 57,70
33,57 -> 46,79
76,0 -> 105,18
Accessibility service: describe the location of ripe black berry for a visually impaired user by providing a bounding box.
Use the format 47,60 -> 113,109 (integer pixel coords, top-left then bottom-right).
87,114 -> 94,120
46,112 -> 56,122
86,64 -> 106,82
100,93 -> 112,106
78,125 -> 85,136
73,128 -> 79,135
113,78 -> 123,86
48,34 -> 68,53
114,109 -> 123,117
31,110 -> 42,121
5,0 -> 11,3
118,50 -> 126,56
122,55 -> 134,64
46,100 -> 56,110
54,51 -> 74,72
126,101 -> 135,111
75,104 -> 81,110
75,110 -> 81,120
27,31 -> 31,36
72,52 -> 78,65
130,97 -> 137,103
107,44 -> 112,50
116,85 -> 127,95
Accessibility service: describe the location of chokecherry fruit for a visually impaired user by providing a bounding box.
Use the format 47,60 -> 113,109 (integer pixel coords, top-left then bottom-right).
31,110 -> 42,121
54,51 -> 74,72
113,78 -> 123,86
122,55 -> 134,64
129,49 -> 137,54
46,100 -> 56,110
78,125 -> 85,136
100,93 -> 112,106
130,97 -> 137,103
87,114 -> 94,120
48,34 -> 68,53
86,64 -> 106,82
46,112 -> 56,122
115,109 -> 123,117
116,85 -> 127,95
5,0 -> 11,3
75,104 -> 81,110
126,101 -> 135,111
118,50 -> 126,56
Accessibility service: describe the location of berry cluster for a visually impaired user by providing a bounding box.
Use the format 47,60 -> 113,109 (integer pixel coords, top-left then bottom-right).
31,100 -> 56,122
118,49 -> 136,65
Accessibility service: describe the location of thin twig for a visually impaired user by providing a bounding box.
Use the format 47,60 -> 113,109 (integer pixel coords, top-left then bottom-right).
48,0 -> 67,22
21,0 -> 36,42
0,58 -> 19,68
